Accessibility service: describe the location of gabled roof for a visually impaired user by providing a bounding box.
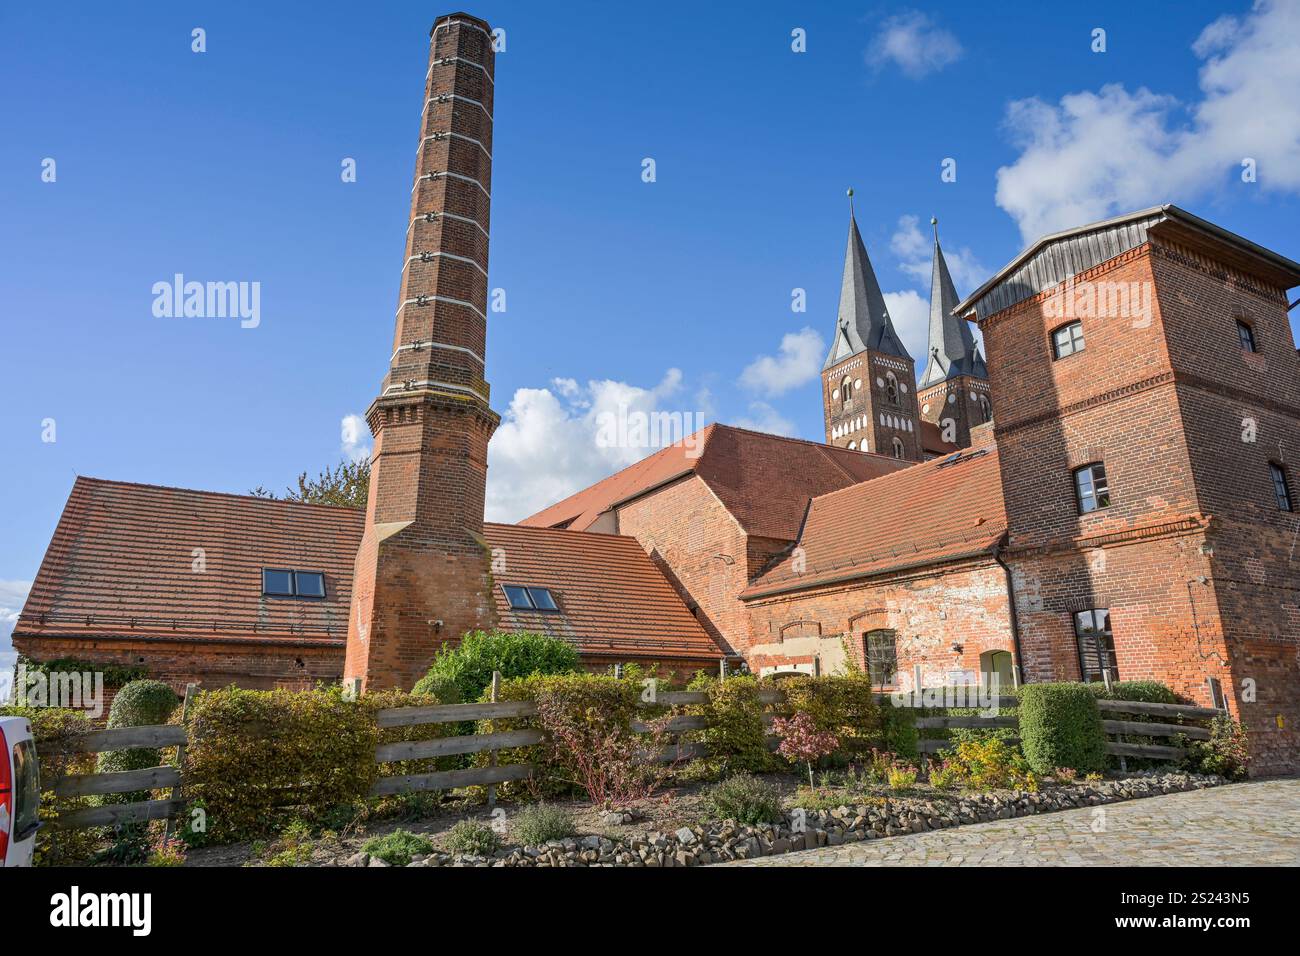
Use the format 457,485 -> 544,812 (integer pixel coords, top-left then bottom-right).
16,477 -> 364,646
919,222 -> 987,388
742,446 -> 1006,600
824,212 -> 911,369
520,423 -> 910,541
484,523 -> 721,661
16,477 -> 721,664
955,204 -> 1300,322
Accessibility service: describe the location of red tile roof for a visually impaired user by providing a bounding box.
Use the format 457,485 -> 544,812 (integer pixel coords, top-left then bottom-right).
16,477 -> 720,663
521,423 -> 910,541
482,523 -> 721,661
16,477 -> 365,647
920,419 -> 959,457
742,447 -> 1007,599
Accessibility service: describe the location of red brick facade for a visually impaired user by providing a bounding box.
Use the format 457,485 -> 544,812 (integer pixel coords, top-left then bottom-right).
918,374 -> 992,452
345,14 -> 500,691
823,352 -> 923,460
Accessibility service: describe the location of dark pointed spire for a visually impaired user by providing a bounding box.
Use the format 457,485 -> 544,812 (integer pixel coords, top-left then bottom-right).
919,218 -> 986,387
824,193 -> 910,370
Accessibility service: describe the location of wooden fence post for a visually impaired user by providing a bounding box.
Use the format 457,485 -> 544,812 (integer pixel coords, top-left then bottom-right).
487,670 -> 501,810
163,682 -> 197,841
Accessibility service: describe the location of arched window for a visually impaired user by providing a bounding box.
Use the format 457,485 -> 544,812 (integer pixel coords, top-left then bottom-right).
891,437 -> 905,459
864,629 -> 897,687
885,372 -> 899,405
978,395 -> 991,424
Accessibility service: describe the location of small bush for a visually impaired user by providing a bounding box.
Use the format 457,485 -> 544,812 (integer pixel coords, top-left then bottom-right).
96,680 -> 180,804
363,828 -> 435,867
184,686 -> 378,840
772,711 -> 839,788
778,673 -> 884,762
1018,683 -> 1105,775
886,765 -> 918,790
445,819 -> 500,856
1184,715 -> 1249,780
1087,681 -> 1177,704
256,820 -> 316,867
146,835 -> 187,867
687,674 -> 774,774
701,773 -> 783,825
880,702 -> 919,760
511,804 -> 576,845
943,738 -> 1038,792
413,629 -> 579,703
0,705 -> 97,865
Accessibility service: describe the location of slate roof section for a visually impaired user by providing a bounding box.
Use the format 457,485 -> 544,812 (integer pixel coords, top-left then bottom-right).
825,212 -> 911,369
742,447 -> 1007,599
15,477 -> 722,663
521,423 -> 911,541
919,225 -> 987,388
483,523 -> 722,661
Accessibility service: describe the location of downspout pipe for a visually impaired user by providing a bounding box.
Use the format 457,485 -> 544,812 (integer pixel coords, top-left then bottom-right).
993,540 -> 1026,687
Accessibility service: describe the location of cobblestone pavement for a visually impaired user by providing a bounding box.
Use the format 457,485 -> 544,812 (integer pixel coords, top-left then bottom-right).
725,779 -> 1300,866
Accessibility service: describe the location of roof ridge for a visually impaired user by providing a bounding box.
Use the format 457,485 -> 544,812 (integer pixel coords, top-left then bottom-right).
73,475 -> 368,512
806,445 -> 998,509
716,422 -> 900,464
487,521 -> 638,543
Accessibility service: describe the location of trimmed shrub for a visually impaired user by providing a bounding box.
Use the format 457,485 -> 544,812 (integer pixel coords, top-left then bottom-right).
96,680 -> 180,804
880,700 -> 919,760
363,828 -> 434,866
1018,683 -> 1105,774
184,686 -> 378,839
412,629 -> 579,703
701,773 -> 783,825
445,819 -> 500,856
778,673 -> 885,762
1184,715 -> 1249,780
686,674 -> 774,773
511,803 -> 576,845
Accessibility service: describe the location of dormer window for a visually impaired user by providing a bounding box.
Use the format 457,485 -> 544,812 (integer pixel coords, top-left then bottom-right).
1237,320 -> 1257,353
503,585 -> 560,612
1052,321 -> 1085,359
262,568 -> 326,599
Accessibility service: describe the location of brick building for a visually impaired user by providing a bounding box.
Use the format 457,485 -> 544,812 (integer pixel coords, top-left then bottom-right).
12,13 -> 1300,771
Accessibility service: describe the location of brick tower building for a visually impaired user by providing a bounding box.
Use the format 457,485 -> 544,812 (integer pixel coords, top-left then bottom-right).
822,199 -> 923,460
917,218 -> 991,450
344,13 -> 500,691
961,206 -> 1300,772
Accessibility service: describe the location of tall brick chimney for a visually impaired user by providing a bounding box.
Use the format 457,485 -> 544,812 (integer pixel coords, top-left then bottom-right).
345,12 -> 499,692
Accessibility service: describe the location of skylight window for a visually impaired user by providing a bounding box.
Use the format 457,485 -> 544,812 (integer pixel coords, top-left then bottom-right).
262,568 -> 326,599
502,585 -> 559,612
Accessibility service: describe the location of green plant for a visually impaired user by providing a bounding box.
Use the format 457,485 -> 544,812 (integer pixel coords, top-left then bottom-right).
928,758 -> 960,789
778,673 -> 884,762
184,686 -> 378,840
880,701 -> 919,760
701,773 -> 783,825
256,820 -> 316,867
96,680 -> 180,805
511,803 -> 577,845
1184,715 -> 1249,780
772,711 -> 840,788
687,674 -> 775,773
886,765 -> 918,790
944,738 -> 1038,792
92,820 -> 153,866
413,629 -> 579,703
1018,683 -> 1105,775
445,819 -> 500,856
363,828 -> 435,866
147,835 -> 187,867
16,654 -> 147,689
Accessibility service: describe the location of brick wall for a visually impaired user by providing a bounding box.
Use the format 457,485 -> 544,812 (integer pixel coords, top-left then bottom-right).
823,352 -> 923,459
918,375 -> 992,450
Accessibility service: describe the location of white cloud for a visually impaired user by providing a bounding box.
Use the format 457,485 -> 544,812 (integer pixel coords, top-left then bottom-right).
739,327 -> 825,397
0,580 -> 31,703
995,0 -> 1300,243
341,414 -> 371,463
882,289 -> 931,362
889,214 -> 988,292
485,370 -> 707,523
867,10 -> 963,79
734,401 -> 797,437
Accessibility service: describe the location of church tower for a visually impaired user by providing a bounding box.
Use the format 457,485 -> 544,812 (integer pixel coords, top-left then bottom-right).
917,218 -> 991,449
822,194 -> 922,459
345,13 -> 500,692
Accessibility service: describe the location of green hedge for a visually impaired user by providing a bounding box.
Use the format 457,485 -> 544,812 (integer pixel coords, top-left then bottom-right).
1088,680 -> 1179,770
183,686 -> 378,839
686,674 -> 774,773
1018,683 -> 1106,774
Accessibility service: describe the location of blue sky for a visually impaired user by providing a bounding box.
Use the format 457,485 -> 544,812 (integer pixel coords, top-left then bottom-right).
3,0 -> 1299,668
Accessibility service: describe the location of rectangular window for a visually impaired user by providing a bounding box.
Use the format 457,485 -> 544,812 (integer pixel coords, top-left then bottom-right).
1074,609 -> 1119,683
865,629 -> 897,688
262,568 -> 295,596
1270,462 -> 1292,511
294,571 -> 326,598
1052,321 -> 1085,359
1073,462 -> 1111,514
502,585 -> 560,612
1237,320 -> 1257,352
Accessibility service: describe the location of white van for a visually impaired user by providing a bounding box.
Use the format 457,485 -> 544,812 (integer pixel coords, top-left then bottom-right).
0,716 -> 41,867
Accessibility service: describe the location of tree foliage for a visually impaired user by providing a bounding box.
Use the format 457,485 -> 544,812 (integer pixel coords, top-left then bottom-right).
251,457 -> 370,509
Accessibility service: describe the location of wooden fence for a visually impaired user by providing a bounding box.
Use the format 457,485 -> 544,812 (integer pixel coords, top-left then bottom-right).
1098,699 -> 1220,763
